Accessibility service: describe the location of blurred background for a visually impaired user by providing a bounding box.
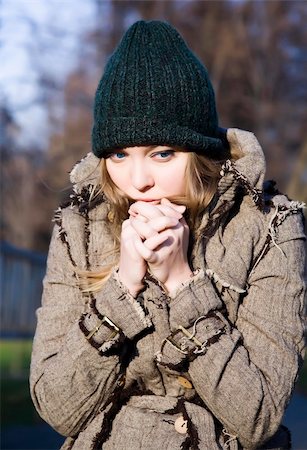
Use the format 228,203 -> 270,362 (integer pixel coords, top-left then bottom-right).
1,1 -> 306,449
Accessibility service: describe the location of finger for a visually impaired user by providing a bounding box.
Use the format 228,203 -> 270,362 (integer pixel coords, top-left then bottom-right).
179,216 -> 188,227
149,216 -> 179,232
154,204 -> 184,219
160,198 -> 186,214
121,219 -> 142,240
122,219 -> 131,230
128,202 -> 165,219
131,214 -> 148,223
129,217 -> 157,240
121,223 -> 136,240
143,230 -> 173,251
129,201 -> 184,221
130,216 -> 179,240
133,237 -> 158,263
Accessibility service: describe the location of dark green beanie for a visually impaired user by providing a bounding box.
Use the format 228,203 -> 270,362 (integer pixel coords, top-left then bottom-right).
92,20 -> 226,158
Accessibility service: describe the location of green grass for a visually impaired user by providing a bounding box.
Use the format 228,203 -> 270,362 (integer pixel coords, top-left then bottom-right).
1,339 -> 307,428
1,339 -> 32,375
1,339 -> 42,427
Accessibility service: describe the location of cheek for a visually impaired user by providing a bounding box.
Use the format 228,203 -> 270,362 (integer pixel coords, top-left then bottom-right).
171,159 -> 188,193
106,163 -> 126,188
161,166 -> 186,194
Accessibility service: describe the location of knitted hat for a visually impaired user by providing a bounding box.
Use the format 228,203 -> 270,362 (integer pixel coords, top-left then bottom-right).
92,20 -> 226,158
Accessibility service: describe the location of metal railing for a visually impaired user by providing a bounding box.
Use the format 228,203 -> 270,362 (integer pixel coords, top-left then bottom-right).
0,241 -> 47,337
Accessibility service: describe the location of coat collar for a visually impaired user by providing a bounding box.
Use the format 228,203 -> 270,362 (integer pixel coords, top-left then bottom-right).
191,128 -> 267,245
70,152 -> 101,194
216,128 -> 266,209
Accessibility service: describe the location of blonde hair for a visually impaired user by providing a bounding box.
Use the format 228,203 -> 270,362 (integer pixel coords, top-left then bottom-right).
81,148 -> 237,292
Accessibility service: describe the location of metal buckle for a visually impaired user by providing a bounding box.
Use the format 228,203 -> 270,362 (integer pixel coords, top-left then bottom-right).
164,325 -> 203,354
177,325 -> 203,347
86,315 -> 120,341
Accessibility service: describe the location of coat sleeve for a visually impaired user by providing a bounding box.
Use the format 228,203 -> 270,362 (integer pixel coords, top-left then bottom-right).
30,221 -> 152,437
160,213 -> 306,448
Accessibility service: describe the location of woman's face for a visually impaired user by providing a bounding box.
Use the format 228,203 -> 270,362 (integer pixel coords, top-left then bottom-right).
105,145 -> 189,202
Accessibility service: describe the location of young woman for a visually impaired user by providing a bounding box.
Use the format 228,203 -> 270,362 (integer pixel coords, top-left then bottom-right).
30,21 -> 306,449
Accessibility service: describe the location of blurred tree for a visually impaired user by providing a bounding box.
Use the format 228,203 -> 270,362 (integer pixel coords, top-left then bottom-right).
164,1 -> 307,192
287,140 -> 307,205
0,111 -> 51,250
1,2 -> 105,250
45,69 -> 95,202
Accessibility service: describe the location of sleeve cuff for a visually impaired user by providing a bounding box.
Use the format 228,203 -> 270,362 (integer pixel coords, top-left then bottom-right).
156,312 -> 230,369
79,312 -> 124,353
87,269 -> 152,342
168,269 -> 202,299
169,269 -> 223,330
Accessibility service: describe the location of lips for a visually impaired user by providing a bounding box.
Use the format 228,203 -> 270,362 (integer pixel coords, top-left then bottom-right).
135,199 -> 160,203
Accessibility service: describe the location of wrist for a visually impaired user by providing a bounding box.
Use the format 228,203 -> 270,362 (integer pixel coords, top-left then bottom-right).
163,267 -> 193,293
117,269 -> 145,298
128,285 -> 145,298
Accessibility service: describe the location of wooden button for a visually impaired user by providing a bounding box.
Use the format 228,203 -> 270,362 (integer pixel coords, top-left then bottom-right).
174,415 -> 188,434
177,376 -> 193,389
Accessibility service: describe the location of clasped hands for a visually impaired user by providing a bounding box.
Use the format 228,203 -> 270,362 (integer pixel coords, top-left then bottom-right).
118,198 -> 193,297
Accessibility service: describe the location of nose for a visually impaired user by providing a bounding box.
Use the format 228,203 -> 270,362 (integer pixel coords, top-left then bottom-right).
130,161 -> 154,192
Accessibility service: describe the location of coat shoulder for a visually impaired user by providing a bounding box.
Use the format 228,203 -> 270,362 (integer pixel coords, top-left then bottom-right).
232,186 -> 306,246
265,192 -> 305,244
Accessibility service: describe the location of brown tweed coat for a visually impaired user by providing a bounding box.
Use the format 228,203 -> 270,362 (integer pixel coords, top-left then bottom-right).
30,129 -> 306,450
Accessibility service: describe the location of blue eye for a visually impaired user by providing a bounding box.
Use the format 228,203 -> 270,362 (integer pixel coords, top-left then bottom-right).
159,151 -> 172,158
153,150 -> 175,160
109,151 -> 126,160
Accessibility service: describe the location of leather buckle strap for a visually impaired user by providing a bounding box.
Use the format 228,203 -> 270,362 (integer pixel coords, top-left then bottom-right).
86,315 -> 120,341
161,315 -> 227,358
163,325 -> 203,355
175,325 -> 203,347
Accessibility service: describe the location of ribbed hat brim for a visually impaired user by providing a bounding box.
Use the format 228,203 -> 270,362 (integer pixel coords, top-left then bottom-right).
92,118 -> 226,159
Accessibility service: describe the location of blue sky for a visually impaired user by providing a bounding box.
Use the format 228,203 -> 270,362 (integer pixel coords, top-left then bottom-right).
1,0 -> 99,149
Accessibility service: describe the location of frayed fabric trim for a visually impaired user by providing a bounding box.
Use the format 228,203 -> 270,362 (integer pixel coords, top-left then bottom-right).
53,206 -> 77,269
112,268 -> 152,328
268,200 -> 305,256
145,271 -> 169,297
52,184 -> 105,269
98,339 -> 118,353
57,183 -> 105,218
69,152 -> 101,194
168,269 -> 203,299
222,428 -> 238,449
220,159 -> 264,209
206,269 -> 246,294
69,152 -> 92,182
249,200 -> 305,277
84,213 -> 91,270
